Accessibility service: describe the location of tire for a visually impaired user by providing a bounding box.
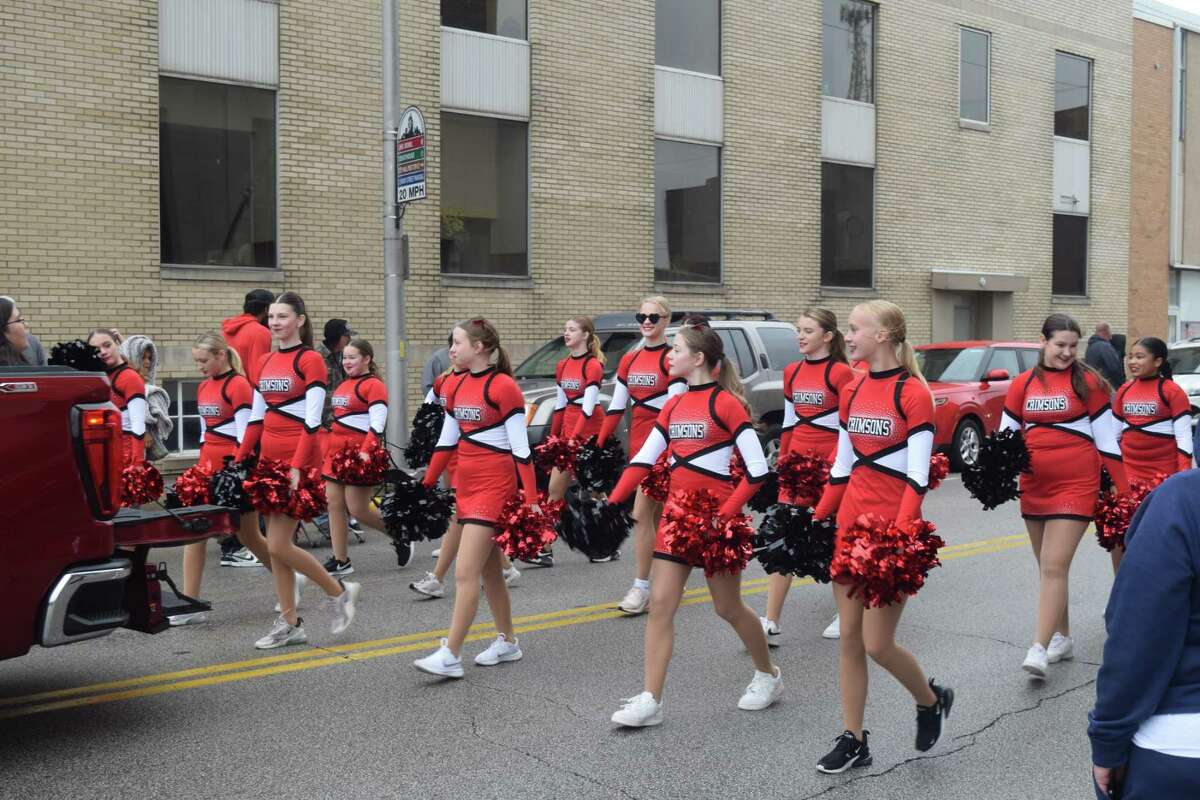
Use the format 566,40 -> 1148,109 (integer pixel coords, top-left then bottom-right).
950,418 -> 983,472
759,423 -> 782,469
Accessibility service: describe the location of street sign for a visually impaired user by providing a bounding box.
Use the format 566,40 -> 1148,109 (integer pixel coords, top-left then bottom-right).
396,106 -> 426,204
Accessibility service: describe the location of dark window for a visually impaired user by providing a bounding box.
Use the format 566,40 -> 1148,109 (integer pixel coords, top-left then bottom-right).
1052,214 -> 1088,296
1055,52 -> 1091,140
514,332 -> 640,379
159,77 -> 276,268
1017,348 -> 1040,371
601,333 -> 641,375
441,0 -> 526,39
986,349 -> 1021,380
959,28 -> 990,123
656,0 -> 720,75
654,140 -> 721,283
715,328 -> 755,378
916,347 -> 986,382
758,327 -> 801,370
821,162 -> 873,288
822,0 -> 875,102
441,113 -> 528,276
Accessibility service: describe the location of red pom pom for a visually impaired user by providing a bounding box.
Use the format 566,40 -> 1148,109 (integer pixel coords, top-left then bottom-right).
776,450 -> 831,507
928,453 -> 951,491
243,458 -> 292,514
287,469 -> 328,522
829,514 -> 946,608
329,445 -> 390,486
494,497 -> 558,561
1094,475 -> 1166,551
538,493 -> 565,524
729,452 -> 746,484
121,460 -> 164,506
640,454 -> 671,502
174,465 -> 211,507
660,489 -> 755,577
534,435 -> 579,474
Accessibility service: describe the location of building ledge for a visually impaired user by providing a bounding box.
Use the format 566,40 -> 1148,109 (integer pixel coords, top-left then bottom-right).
654,281 -> 726,295
959,119 -> 991,133
931,270 -> 1028,292
1051,294 -> 1092,305
818,285 -> 878,299
161,265 -> 287,283
440,274 -> 534,289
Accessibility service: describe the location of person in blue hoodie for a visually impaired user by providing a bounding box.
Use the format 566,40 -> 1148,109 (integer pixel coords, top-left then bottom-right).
1088,470 -> 1200,798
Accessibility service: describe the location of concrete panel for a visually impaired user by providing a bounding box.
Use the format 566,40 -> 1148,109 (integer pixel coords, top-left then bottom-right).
160,0 -> 278,86
821,96 -> 875,166
654,66 -> 724,144
441,26 -> 530,120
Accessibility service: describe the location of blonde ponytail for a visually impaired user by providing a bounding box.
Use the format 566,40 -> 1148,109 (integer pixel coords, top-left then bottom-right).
193,331 -> 243,377
897,341 -> 927,388
856,300 -> 928,387
226,345 -> 245,377
716,356 -> 753,419
571,315 -> 606,366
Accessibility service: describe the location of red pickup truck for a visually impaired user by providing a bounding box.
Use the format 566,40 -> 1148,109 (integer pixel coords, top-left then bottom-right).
0,365 -> 236,661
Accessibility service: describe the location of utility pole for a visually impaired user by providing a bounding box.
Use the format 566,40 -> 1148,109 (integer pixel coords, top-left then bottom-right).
382,0 -> 408,452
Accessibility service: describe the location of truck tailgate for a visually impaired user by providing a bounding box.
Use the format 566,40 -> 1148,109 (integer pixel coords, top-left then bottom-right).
112,505 -> 237,547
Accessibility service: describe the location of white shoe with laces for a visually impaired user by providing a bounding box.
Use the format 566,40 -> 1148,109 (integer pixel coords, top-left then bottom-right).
328,580 -> 360,635
760,616 -> 781,647
474,633 -> 522,666
611,692 -> 663,727
168,611 -> 209,627
410,572 -> 445,598
1022,643 -> 1049,677
618,585 -> 650,616
254,615 -> 307,650
503,565 -> 520,585
1047,632 -> 1074,663
738,667 -> 783,711
413,638 -> 465,678
274,571 -> 307,613
822,615 -> 841,640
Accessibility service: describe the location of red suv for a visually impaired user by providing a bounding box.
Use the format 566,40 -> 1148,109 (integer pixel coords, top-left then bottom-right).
915,341 -> 1041,470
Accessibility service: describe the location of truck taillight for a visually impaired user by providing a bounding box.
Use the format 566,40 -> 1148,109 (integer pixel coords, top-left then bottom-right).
80,407 -> 122,518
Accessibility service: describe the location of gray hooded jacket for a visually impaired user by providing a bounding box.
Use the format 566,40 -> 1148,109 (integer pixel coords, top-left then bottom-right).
120,335 -> 174,460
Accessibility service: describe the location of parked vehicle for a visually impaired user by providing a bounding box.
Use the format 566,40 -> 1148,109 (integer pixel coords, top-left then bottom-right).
0,365 -> 237,662
915,341 -> 1041,470
1168,339 -> 1200,414
514,310 -> 800,461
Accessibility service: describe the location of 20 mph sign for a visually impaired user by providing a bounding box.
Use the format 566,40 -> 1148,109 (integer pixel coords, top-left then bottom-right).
396,106 -> 426,204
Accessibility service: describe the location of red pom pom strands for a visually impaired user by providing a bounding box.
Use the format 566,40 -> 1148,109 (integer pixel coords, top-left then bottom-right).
329,445 -> 391,486
829,514 -> 946,608
928,452 -> 951,491
660,489 -> 755,577
534,435 -> 579,474
287,469 -> 328,522
121,461 -> 164,506
775,450 -> 831,508
173,465 -> 211,507
1094,475 -> 1167,552
493,497 -> 558,562
243,458 -> 292,514
640,454 -> 671,502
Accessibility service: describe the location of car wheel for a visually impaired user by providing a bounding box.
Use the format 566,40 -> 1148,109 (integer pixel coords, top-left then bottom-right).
759,427 -> 782,469
950,418 -> 983,472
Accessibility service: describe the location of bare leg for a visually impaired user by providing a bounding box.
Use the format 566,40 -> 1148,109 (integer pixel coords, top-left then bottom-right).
326,481 -> 349,561
446,524 -> 506,656
548,467 -> 571,502
1026,519 -> 1067,635
834,582 -> 868,737
345,485 -> 385,532
631,489 -> 661,582
862,598 -> 938,705
765,573 -> 792,624
708,571 -> 775,674
479,545 -> 513,639
1033,518 -> 1088,645
265,512 -> 343,626
236,511 -> 272,572
643,559 -> 690,699
433,517 -> 462,582
182,540 -> 206,598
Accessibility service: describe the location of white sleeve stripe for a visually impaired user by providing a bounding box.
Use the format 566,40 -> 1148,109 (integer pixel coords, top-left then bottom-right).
368,403 -> 388,435
1174,415 -> 1194,456
554,386 -> 568,411
829,426 -> 854,480
435,412 -> 461,448
906,429 -> 935,489
126,396 -> 148,437
607,381 -> 630,413
248,391 -> 267,423
782,401 -> 798,430
580,384 -> 600,417
631,427 -> 669,467
304,386 -> 326,430
735,427 -> 769,479
234,407 -> 252,443
1091,408 -> 1123,458
504,413 -> 532,461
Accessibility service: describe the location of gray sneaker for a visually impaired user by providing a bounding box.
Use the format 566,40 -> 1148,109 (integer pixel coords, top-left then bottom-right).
329,581 -> 361,635
254,615 -> 308,650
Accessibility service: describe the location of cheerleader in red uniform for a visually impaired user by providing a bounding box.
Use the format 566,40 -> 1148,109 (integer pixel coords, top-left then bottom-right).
810,300 -> 952,773
1110,336 -> 1192,571
527,316 -> 606,567
413,319 -> 539,678
600,297 -> 686,614
321,338 -> 390,577
170,332 -> 275,626
87,328 -> 146,467
606,321 -> 781,728
235,292 -> 360,650
761,308 -> 856,645
999,313 -> 1127,678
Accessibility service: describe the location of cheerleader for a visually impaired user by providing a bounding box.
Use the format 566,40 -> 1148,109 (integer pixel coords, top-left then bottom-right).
999,313 -> 1127,678
761,308 -> 856,644
599,297 -> 686,614
606,320 -> 781,727
87,328 -> 146,468
526,316 -> 606,567
235,292 -> 360,650
321,338 -> 390,576
810,301 -> 953,773
171,332 -> 274,626
412,319 -> 538,677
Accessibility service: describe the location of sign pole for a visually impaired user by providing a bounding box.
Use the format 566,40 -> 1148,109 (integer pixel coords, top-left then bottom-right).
382,0 -> 408,452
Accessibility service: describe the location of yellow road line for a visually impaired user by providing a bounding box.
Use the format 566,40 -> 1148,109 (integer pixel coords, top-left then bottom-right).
0,534 -> 1028,719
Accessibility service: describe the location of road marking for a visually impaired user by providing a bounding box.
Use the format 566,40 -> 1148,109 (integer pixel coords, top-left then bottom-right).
0,533 -> 1029,719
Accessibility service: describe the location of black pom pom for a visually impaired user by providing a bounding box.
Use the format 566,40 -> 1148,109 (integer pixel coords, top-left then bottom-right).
48,340 -> 106,372
963,428 -> 1031,511
209,456 -> 254,512
403,403 -> 444,468
1099,466 -> 1114,497
380,472 -> 455,544
573,436 -> 626,494
753,503 -> 837,582
747,471 -> 780,514
555,486 -> 633,560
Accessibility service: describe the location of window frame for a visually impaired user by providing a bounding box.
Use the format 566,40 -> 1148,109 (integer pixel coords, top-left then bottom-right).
983,348 -> 1022,381
440,0 -> 529,41
1054,51 -> 1092,143
164,378 -> 203,456
1051,212 -> 1089,297
958,26 -> 991,125
715,328 -> 756,378
653,137 -> 724,285
819,160 -> 876,290
757,326 -> 802,371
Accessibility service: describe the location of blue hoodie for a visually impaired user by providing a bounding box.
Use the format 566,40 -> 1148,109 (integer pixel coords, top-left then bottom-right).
1088,470 -> 1200,767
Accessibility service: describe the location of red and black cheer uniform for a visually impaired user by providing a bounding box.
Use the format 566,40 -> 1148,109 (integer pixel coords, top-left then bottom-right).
551,353 -> 604,441
1113,375 -> 1193,483
598,342 -> 687,454
999,366 -> 1128,520
106,363 -> 147,466
422,367 -> 538,527
609,383 -> 769,566
321,373 -> 388,482
424,368 -> 468,486
196,370 -> 254,472
814,368 -> 936,538
237,344 -> 328,471
779,356 -> 857,505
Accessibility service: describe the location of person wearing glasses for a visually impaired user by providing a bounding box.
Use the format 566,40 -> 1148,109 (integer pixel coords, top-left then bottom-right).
0,296 -> 32,366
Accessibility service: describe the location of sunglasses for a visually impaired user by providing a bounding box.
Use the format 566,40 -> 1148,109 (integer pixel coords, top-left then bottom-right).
635,313 -> 662,325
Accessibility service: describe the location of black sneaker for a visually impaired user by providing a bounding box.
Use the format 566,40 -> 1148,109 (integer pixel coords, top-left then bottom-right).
521,550 -> 555,568
588,550 -> 621,564
915,678 -> 954,752
393,538 -> 414,568
816,730 -> 872,774
348,518 -> 365,534
323,556 -> 354,577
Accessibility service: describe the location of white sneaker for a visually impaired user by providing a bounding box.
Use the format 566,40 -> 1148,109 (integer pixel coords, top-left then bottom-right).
254,615 -> 307,649
168,611 -> 209,627
1022,643 -> 1048,677
738,667 -> 783,711
474,633 -> 523,666
822,615 -> 841,640
503,566 -> 520,585
611,691 -> 663,727
431,548 -> 442,559
618,585 -> 651,616
409,572 -> 445,598
1047,632 -> 1074,663
760,616 -> 781,647
413,638 -> 465,678
274,571 -> 307,614
329,581 -> 360,635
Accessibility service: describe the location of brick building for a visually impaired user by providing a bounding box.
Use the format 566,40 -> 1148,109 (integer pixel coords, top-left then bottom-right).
2,0 -> 1131,458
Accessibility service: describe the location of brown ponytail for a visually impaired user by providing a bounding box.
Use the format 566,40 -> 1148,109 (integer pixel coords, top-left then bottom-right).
461,318 -> 513,376
800,307 -> 848,364
676,322 -> 753,419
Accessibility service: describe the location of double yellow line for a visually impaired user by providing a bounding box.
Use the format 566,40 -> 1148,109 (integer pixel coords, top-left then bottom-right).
0,533 -> 1027,719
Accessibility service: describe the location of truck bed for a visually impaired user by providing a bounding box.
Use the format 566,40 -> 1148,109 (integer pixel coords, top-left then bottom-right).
112,505 -> 238,547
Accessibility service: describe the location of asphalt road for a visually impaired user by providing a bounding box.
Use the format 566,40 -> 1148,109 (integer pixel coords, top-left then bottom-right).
0,477 -> 1114,799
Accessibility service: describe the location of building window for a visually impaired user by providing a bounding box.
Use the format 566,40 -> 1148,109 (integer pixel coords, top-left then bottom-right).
654,140 -> 721,283
822,0 -> 875,103
959,28 -> 990,124
821,162 -> 874,288
1055,52 -> 1091,141
441,0 -> 526,39
1052,214 -> 1088,296
163,379 -> 202,454
159,78 -> 276,269
440,113 -> 528,276
655,0 -> 720,75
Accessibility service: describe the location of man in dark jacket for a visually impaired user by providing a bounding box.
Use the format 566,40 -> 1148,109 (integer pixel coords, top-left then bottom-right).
1085,322 -> 1125,388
